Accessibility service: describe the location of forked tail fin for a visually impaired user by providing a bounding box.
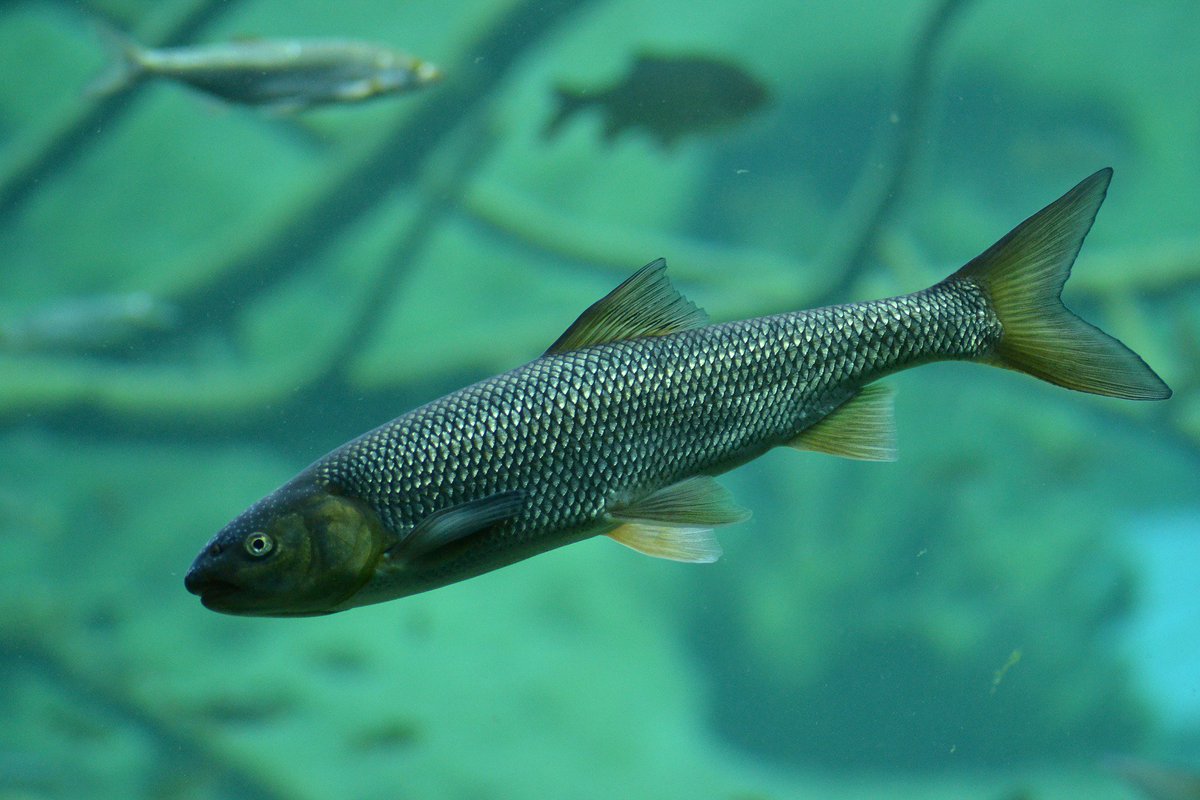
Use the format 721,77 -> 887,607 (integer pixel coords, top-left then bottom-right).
543,87 -> 589,140
949,168 -> 1171,400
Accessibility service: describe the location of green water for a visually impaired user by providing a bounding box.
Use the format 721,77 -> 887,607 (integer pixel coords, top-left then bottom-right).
1,1 -> 1197,798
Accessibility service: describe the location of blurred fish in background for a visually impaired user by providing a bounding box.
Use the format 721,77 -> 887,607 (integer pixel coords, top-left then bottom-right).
544,52 -> 769,147
0,291 -> 178,353
1105,755 -> 1200,800
89,31 -> 443,110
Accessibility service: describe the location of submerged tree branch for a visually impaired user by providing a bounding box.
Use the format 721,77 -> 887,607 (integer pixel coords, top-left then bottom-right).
0,0 -> 238,217
809,0 -> 973,306
175,0 -> 597,331
1,635 -> 296,800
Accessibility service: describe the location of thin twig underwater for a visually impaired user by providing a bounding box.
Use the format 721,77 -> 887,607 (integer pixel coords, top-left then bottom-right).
184,169 -> 1170,617
813,0 -> 973,305
0,0 -> 236,218
0,0 -> 598,424
0,635 -> 294,800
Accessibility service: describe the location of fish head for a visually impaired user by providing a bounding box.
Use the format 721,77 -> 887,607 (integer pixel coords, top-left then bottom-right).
184,479 -> 391,617
371,53 -> 442,95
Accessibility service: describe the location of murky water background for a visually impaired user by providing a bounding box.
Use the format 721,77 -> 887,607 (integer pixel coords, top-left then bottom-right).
1,1 -> 1197,798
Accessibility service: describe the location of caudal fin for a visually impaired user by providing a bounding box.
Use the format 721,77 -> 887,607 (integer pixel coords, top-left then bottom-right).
542,87 -> 589,140
950,168 -> 1171,400
85,24 -> 147,97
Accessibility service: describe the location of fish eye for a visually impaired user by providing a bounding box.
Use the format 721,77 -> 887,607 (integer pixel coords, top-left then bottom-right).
244,532 -> 274,558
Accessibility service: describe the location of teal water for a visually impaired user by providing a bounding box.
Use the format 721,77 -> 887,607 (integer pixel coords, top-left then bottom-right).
1,1 -> 1197,798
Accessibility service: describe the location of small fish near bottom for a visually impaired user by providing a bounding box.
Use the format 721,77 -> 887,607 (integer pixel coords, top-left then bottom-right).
184,168 -> 1170,617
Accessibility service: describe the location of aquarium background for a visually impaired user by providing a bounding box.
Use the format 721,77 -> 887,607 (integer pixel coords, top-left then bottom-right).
1,0 -> 1197,798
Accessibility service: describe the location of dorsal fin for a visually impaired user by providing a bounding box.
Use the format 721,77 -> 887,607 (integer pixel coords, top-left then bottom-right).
787,384 -> 898,461
544,258 -> 708,355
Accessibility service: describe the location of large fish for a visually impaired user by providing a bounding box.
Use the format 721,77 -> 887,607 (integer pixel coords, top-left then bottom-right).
185,169 -> 1170,617
92,34 -> 441,110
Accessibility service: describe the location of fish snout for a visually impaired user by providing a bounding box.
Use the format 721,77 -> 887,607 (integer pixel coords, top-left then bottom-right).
183,559 -> 208,596
416,60 -> 442,84
184,543 -> 239,604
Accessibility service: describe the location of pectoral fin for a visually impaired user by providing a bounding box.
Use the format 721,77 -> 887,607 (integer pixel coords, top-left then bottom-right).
606,476 -> 749,563
788,384 -> 897,461
389,491 -> 525,561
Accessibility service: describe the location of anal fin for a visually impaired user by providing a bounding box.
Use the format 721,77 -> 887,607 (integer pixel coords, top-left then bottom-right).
788,384 -> 897,461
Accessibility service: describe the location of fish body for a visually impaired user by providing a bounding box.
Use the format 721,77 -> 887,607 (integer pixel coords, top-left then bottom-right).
545,54 -> 769,147
0,291 -> 177,352
185,170 -> 1170,617
1105,755 -> 1200,800
94,35 -> 441,109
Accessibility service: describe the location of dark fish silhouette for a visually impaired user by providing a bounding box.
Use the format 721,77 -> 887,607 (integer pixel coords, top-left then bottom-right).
544,54 -> 769,147
183,170 -> 1170,617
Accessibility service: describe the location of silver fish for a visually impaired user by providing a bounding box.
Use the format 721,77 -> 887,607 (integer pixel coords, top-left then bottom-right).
93,33 -> 442,109
0,291 -> 177,352
184,169 -> 1170,617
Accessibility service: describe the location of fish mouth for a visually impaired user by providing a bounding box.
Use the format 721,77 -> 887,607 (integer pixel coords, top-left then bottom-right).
184,565 -> 287,616
190,579 -> 258,615
184,566 -> 241,607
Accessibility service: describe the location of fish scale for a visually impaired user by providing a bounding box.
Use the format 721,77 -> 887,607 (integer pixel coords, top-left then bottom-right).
184,169 -> 1171,616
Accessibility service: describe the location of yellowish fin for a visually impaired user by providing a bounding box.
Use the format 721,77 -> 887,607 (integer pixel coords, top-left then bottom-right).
545,258 -> 708,354
788,384 -> 897,461
951,168 -> 1171,400
606,476 -> 749,563
608,523 -> 723,563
